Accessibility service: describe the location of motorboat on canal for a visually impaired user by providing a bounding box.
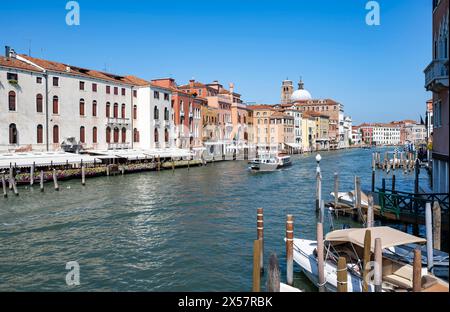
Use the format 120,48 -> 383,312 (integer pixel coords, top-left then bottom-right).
292,226 -> 449,292
330,190 -> 369,208
249,153 -> 292,172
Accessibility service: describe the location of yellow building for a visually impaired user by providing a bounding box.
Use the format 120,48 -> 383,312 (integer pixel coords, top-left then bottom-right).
269,112 -> 295,152
301,114 -> 317,152
248,105 -> 276,150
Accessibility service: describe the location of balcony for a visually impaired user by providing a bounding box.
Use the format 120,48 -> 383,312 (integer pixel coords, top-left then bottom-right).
107,117 -> 130,127
180,111 -> 185,117
189,111 -> 193,118
424,59 -> 449,92
108,142 -> 130,150
154,119 -> 161,127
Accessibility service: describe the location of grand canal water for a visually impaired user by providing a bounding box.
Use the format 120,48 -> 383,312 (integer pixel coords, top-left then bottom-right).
0,148 -> 430,291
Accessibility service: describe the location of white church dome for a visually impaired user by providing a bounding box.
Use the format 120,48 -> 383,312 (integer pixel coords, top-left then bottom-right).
291,79 -> 312,101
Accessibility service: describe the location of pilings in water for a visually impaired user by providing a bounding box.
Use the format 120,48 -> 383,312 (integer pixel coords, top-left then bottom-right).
374,238 -> 383,292
413,248 -> 422,292
285,214 -> 294,286
52,169 -> 59,191
317,222 -> 325,292
337,257 -> 347,292
2,174 -> 7,198
10,177 -> 18,196
252,239 -> 262,292
257,208 -> 264,273
266,253 -> 280,292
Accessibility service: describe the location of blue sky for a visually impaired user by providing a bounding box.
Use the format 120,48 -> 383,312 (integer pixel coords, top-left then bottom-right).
0,0 -> 432,124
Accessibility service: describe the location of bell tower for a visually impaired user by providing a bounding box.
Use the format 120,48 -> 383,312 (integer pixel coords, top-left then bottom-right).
281,79 -> 294,104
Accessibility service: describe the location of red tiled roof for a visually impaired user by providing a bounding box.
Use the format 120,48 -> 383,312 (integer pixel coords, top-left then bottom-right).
0,56 -> 43,73
247,105 -> 277,110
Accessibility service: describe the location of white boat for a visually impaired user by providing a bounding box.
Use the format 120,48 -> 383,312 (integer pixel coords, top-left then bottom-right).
292,226 -> 449,292
249,153 -> 292,172
330,191 -> 369,207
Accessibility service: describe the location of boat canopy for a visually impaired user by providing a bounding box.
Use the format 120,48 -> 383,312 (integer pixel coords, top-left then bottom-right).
325,227 -> 426,252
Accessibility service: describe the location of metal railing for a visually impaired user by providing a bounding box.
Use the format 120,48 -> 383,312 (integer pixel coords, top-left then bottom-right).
376,188 -> 449,220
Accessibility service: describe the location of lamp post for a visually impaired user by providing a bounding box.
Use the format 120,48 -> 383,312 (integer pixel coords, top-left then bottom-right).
316,154 -> 322,217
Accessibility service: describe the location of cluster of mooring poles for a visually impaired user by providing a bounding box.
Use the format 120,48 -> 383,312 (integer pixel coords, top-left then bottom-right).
252,152 -> 440,292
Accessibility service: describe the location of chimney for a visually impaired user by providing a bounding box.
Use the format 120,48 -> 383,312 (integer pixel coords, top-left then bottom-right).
5,46 -> 11,58
229,83 -> 234,94
189,79 -> 195,87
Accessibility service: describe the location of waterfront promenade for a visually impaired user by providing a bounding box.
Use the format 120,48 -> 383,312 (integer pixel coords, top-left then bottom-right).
0,148 -> 430,291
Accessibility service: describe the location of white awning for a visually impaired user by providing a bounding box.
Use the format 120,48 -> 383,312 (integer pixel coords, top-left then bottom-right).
325,227 -> 426,252
0,152 -> 100,169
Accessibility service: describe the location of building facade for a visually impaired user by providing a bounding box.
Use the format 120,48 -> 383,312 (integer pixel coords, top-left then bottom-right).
424,0 -> 449,193
1,49 -> 136,152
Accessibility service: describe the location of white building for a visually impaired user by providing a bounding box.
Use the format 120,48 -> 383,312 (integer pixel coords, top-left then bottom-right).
125,76 -> 173,149
404,123 -> 427,145
342,116 -> 352,148
372,124 -> 401,146
284,107 -> 302,147
0,47 -> 174,153
351,127 -> 362,146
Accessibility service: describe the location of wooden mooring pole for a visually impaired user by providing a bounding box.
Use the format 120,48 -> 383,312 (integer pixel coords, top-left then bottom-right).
252,239 -> 261,292
334,172 -> 339,208
30,162 -> 35,186
362,229 -> 371,292
81,165 -> 86,186
374,238 -> 382,292
257,208 -> 264,273
317,222 -> 325,292
413,248 -> 422,292
11,177 -> 18,196
337,257 -> 347,292
2,174 -> 7,198
286,214 -> 294,286
266,253 -> 280,292
315,154 -> 322,213
52,169 -> 59,191
367,194 -> 374,228
432,201 -> 441,250
371,169 -> 375,193
392,175 -> 396,193
425,202 -> 434,272
355,176 -> 362,222
40,170 -> 44,192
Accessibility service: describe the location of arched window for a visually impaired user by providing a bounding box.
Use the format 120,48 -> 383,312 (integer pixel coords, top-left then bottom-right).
121,127 -> 126,143
106,127 -> 111,143
9,91 -> 16,111
164,107 -> 169,121
113,103 -> 118,118
53,125 -> 59,144
165,128 -> 169,143
154,128 -> 159,143
79,99 -> 85,116
80,126 -> 85,143
154,106 -> 159,120
36,94 -> 43,113
133,128 -> 139,143
121,104 -> 126,119
53,96 -> 59,114
9,123 -> 17,144
93,127 -> 98,144
113,127 -> 119,143
133,105 -> 137,119
104,102 -> 110,118
92,100 -> 97,117
37,124 -> 43,144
